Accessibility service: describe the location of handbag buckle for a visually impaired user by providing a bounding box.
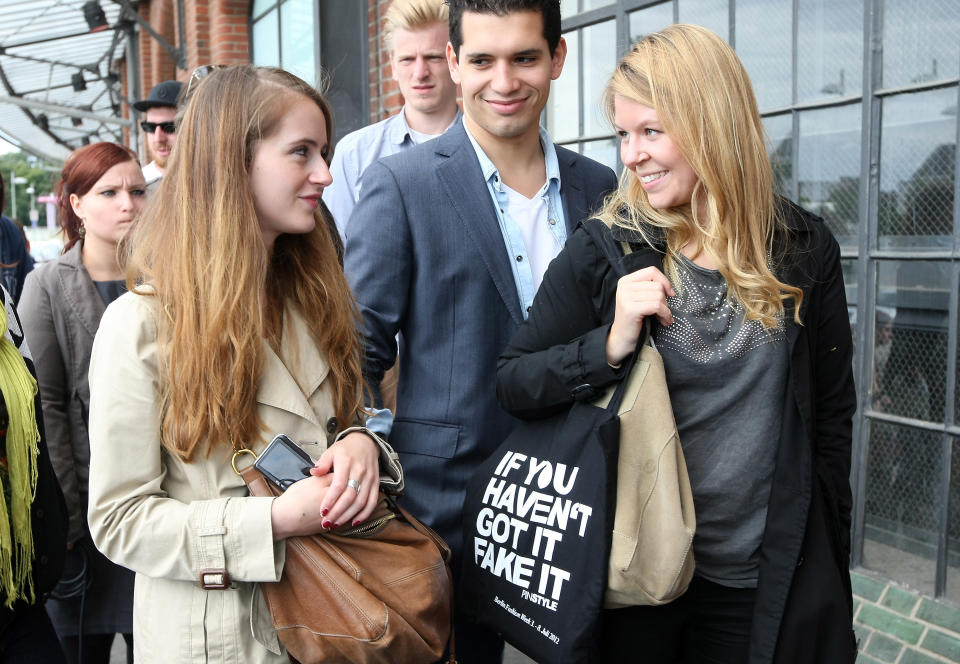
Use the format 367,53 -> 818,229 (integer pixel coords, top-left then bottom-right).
200,569 -> 231,590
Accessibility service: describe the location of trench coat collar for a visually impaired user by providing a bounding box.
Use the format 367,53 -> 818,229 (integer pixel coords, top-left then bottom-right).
256,307 -> 330,426
57,242 -> 107,338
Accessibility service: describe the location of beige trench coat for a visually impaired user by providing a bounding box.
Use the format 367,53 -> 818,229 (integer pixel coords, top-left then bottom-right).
87,292 -> 351,663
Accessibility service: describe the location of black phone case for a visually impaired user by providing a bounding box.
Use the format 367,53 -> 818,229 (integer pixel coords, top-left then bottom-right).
254,434 -> 315,491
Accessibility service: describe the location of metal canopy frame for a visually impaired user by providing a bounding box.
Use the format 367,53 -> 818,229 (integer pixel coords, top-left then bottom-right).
0,0 -> 179,165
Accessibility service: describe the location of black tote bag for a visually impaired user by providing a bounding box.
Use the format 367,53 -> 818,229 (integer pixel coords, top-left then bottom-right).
460,367 -> 634,663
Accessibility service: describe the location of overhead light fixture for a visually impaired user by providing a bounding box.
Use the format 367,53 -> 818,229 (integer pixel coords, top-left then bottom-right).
81,136 -> 91,146
71,117 -> 83,127
104,71 -> 119,85
36,114 -> 49,131
83,1 -> 109,33
71,72 -> 87,92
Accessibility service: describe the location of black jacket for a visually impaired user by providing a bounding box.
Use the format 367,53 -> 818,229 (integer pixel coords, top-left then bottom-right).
497,200 -> 857,663
0,286 -> 68,635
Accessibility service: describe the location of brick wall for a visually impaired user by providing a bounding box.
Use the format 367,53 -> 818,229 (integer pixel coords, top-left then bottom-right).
853,569 -> 960,663
367,0 -> 403,123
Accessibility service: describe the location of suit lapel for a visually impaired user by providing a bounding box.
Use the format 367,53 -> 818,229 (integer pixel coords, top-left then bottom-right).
435,122 -> 525,325
556,146 -> 588,235
57,243 -> 106,339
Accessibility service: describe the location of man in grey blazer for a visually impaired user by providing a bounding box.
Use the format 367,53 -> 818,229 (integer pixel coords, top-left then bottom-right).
345,1 -> 616,660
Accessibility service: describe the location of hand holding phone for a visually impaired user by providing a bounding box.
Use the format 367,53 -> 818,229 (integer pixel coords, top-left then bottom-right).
255,434 -> 314,491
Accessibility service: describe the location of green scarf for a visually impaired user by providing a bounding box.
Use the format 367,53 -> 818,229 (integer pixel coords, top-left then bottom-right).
0,304 -> 39,608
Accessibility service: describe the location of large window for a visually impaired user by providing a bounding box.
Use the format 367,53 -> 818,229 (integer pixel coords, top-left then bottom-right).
550,0 -> 960,601
250,1 -> 368,141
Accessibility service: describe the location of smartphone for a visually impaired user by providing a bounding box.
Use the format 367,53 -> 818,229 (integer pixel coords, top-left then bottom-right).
254,434 -> 315,491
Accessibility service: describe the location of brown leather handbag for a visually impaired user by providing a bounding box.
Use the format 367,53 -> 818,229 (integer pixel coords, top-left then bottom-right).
240,463 -> 456,664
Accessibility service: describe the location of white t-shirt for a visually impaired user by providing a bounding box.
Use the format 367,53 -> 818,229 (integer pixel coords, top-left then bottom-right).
501,182 -> 557,292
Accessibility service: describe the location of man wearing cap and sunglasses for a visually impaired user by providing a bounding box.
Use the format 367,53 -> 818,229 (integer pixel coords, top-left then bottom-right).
133,80 -> 182,191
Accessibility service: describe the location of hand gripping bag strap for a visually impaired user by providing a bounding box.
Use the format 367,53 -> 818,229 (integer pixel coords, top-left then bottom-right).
587,223 -> 697,607
235,450 -> 456,664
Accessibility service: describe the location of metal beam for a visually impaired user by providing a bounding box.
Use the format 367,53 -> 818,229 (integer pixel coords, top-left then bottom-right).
111,0 -> 186,70
0,95 -> 133,126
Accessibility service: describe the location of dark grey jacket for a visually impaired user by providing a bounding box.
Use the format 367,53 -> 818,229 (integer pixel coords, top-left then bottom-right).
19,243 -> 105,544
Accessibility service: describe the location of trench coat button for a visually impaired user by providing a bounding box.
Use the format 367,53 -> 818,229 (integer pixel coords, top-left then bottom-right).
326,417 -> 338,434
35,508 -> 44,519
40,555 -> 49,565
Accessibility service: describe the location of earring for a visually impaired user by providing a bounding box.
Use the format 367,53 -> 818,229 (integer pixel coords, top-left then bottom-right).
78,219 -> 86,238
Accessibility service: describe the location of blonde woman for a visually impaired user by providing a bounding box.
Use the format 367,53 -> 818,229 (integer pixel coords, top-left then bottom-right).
85,67 -> 389,663
496,25 -> 856,663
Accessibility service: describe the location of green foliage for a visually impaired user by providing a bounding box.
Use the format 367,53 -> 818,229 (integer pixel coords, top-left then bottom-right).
0,151 -> 58,226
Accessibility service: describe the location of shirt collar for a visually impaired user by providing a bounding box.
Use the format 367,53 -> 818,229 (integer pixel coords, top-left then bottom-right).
388,106 -> 463,146
464,123 -> 561,192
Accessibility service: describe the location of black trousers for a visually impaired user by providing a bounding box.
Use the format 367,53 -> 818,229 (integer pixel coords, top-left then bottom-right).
600,576 -> 756,664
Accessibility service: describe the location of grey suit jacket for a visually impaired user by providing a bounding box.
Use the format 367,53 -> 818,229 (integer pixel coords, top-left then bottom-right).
344,119 -> 616,560
19,242 -> 106,544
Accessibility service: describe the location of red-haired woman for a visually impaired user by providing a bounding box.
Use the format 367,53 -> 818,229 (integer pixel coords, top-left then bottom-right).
19,142 -> 145,664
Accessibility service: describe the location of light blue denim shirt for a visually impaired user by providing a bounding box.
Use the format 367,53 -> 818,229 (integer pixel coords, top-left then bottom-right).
323,107 -> 460,238
463,123 -> 568,319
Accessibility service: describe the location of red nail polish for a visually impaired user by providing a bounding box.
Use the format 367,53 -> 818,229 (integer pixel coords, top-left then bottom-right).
321,508 -> 329,517
322,520 -> 332,530
332,523 -> 340,529
352,520 -> 360,526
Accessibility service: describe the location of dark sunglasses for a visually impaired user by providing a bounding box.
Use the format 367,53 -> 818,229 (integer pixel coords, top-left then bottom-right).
140,121 -> 176,134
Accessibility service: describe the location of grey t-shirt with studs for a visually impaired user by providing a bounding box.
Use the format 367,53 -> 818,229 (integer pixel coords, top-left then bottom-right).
653,255 -> 788,588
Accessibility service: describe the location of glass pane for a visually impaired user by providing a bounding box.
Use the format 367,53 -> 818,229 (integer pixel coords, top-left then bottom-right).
629,3 -> 674,44
561,0 -> 577,19
251,0 -> 274,20
581,137 -> 618,173
863,421 -> 942,597
280,0 -> 315,85
797,0 -> 863,103
547,30 -> 580,142
882,0 -> 960,88
678,0 -> 728,41
798,104 -> 861,252
874,260 -> 950,424
582,0 -> 614,10
763,113 -> 792,198
736,0 -> 792,110
947,436 -> 960,603
252,10 -> 280,68
841,258 -> 858,340
582,20 -> 616,137
878,89 -> 956,251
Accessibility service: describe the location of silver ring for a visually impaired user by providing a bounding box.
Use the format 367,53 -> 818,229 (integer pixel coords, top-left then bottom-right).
347,478 -> 361,494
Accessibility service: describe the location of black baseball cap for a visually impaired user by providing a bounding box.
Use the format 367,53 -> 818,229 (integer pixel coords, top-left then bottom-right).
133,80 -> 183,112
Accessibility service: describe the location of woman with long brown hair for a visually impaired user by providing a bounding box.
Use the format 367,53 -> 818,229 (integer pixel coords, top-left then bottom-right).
20,142 -> 144,664
85,66 -> 388,663
497,25 -> 857,663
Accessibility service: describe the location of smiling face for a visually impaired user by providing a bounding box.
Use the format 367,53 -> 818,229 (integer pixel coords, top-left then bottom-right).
69,159 -> 146,248
249,96 -> 332,251
144,106 -> 178,169
614,95 -> 699,211
391,21 -> 458,118
447,9 -> 565,148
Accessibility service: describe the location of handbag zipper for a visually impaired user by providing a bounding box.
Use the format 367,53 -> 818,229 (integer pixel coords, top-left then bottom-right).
336,512 -> 397,537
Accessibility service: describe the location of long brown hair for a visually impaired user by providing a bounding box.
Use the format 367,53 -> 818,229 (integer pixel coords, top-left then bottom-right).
56,142 -> 139,252
597,25 -> 802,327
125,66 -> 365,460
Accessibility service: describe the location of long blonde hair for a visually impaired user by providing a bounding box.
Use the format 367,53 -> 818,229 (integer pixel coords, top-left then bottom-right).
125,66 -> 365,460
597,24 -> 802,327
